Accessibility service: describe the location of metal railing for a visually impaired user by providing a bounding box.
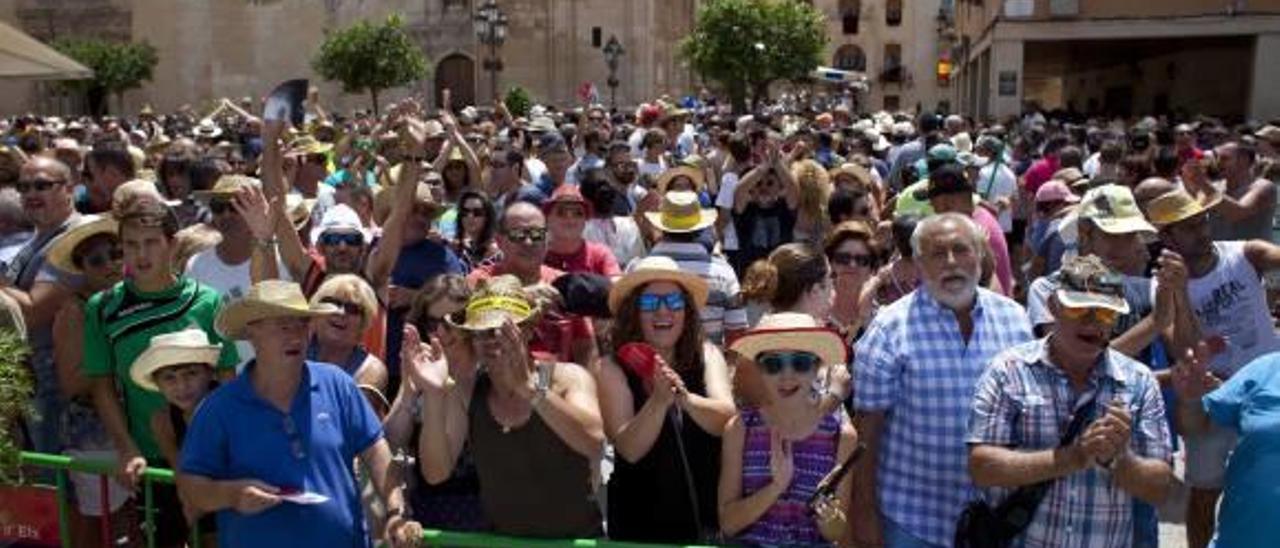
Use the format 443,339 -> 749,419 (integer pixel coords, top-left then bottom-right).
15,451 -> 710,548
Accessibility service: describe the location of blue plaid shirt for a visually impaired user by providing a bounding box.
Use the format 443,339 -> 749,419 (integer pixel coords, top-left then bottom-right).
967,338 -> 1173,548
854,287 -> 1033,546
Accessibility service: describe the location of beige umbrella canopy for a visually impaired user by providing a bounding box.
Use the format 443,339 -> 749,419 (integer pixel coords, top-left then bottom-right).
0,19 -> 91,80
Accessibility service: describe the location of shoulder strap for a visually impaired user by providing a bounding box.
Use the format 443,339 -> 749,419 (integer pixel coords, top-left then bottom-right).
4,221 -> 71,284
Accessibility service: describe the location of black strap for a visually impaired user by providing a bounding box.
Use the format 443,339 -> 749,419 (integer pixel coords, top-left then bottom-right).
668,409 -> 707,540
991,391 -> 1099,522
4,220 -> 71,285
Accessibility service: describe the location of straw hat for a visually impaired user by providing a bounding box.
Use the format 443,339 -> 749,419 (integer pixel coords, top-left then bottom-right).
216,280 -> 340,340
1146,188 -> 1221,227
729,312 -> 847,368
192,118 -> 222,139
285,134 -> 334,156
829,163 -> 872,189
192,174 -> 260,201
644,191 -> 716,233
286,193 -> 317,231
447,275 -> 541,332
129,328 -> 222,392
654,165 -> 706,195
608,256 -> 708,314
46,215 -> 118,274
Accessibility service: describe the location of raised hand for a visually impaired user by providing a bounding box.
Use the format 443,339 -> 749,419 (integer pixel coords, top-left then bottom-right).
232,184 -> 275,241
1172,341 -> 1222,400
401,325 -> 450,393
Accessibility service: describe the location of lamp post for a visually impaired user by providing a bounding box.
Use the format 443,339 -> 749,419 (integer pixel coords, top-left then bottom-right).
602,35 -> 624,109
474,0 -> 508,104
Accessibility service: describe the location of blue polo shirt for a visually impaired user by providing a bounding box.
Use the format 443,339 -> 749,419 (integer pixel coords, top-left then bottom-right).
180,361 -> 383,548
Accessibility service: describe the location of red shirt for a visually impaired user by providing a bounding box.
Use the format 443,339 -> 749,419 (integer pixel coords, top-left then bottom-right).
544,241 -> 621,277
1023,156 -> 1060,196
467,263 -> 594,363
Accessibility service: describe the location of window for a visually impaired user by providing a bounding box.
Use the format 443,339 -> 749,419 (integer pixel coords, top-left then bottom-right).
833,44 -> 866,72
592,27 -> 602,48
839,0 -> 861,35
882,43 -> 903,83
443,0 -> 467,9
886,0 -> 903,26
884,95 -> 901,111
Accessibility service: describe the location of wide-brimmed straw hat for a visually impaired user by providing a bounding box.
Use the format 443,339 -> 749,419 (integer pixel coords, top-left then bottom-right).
1146,187 -> 1221,227
729,312 -> 847,367
644,191 -> 716,233
829,163 -> 873,189
46,215 -> 118,274
285,135 -> 334,156
192,118 -> 222,139
216,280 -> 340,340
608,256 -> 708,314
654,165 -> 706,195
192,174 -> 260,201
286,193 -> 316,231
447,275 -> 541,332
129,328 -> 222,392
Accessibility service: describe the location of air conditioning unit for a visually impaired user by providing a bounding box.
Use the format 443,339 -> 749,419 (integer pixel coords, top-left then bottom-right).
1004,0 -> 1033,18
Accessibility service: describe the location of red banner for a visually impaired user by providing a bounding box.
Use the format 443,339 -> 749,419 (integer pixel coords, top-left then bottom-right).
0,485 -> 60,546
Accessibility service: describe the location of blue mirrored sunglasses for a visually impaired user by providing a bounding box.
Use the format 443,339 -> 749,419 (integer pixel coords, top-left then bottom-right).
637,292 -> 686,313
757,351 -> 820,375
319,231 -> 364,247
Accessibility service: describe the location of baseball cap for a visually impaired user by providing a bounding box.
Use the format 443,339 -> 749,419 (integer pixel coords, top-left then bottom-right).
913,163 -> 973,200
1035,180 -> 1080,204
1054,255 -> 1130,314
1077,184 -> 1155,234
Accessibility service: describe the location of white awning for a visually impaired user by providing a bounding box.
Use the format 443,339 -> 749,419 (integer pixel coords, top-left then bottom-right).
0,20 -> 92,80
811,66 -> 869,91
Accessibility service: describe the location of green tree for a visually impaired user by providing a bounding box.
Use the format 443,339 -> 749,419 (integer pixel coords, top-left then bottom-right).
313,14 -> 428,115
0,330 -> 31,484
54,38 -> 158,116
680,0 -> 827,113
504,85 -> 533,118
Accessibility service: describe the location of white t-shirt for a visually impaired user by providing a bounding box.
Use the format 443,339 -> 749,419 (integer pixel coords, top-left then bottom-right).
637,158 -> 667,181
186,247 -> 292,366
716,171 -> 741,250
583,217 -> 647,268
1154,241 -> 1280,378
1083,152 -> 1102,178
525,157 -> 548,184
976,163 -> 1017,233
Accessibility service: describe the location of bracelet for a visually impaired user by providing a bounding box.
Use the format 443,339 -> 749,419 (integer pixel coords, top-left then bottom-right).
254,237 -> 278,248
529,363 -> 552,406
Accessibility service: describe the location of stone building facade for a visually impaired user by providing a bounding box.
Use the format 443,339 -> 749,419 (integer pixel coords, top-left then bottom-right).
951,0 -> 1280,121
0,0 -> 700,115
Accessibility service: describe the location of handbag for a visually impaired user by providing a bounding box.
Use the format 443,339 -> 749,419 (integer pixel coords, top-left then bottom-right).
808,442 -> 866,541
954,393 -> 1098,548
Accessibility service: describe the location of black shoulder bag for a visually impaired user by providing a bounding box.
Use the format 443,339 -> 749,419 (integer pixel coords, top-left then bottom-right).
954,393 -> 1098,548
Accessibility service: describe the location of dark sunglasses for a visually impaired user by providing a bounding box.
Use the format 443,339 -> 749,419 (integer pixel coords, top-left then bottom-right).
15,178 -> 64,194
757,351 -> 820,375
80,247 -> 123,269
637,292 -> 685,313
209,199 -> 235,215
459,206 -> 489,218
830,251 -> 875,268
504,226 -> 547,244
320,297 -> 364,317
319,231 -> 364,247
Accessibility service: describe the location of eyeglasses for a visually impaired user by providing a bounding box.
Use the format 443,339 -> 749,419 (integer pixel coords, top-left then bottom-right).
15,178 -> 65,194
319,231 -> 364,247
320,297 -> 364,317
637,292 -> 686,313
81,246 -> 123,269
830,251 -> 875,268
757,351 -> 821,375
281,415 -> 306,459
459,206 -> 489,218
503,226 -> 547,244
553,205 -> 586,219
208,199 -> 235,216
489,161 -> 510,169
1059,305 -> 1120,325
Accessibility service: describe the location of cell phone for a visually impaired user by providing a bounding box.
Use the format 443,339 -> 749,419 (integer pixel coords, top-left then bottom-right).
617,342 -> 658,381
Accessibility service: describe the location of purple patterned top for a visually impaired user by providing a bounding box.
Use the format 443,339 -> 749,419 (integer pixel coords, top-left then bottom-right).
736,406 -> 841,547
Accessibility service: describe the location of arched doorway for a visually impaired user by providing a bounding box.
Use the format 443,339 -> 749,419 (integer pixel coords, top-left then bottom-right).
833,44 -> 866,72
435,54 -> 475,111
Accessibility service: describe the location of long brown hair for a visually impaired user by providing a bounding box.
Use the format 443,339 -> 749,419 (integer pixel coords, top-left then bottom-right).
741,243 -> 830,310
610,282 -> 706,374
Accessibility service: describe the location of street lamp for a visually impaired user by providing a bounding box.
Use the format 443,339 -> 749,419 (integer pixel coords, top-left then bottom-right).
474,0 -> 508,104
602,35 -> 624,109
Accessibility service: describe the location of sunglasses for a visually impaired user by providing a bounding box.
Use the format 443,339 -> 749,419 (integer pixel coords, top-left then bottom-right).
553,205 -> 586,219
1059,305 -> 1119,325
459,206 -> 489,218
320,297 -> 364,317
319,231 -> 364,247
830,251 -> 875,268
489,161 -> 509,169
637,292 -> 686,313
504,226 -> 547,244
209,199 -> 235,215
81,246 -> 123,269
15,178 -> 64,194
757,351 -> 821,375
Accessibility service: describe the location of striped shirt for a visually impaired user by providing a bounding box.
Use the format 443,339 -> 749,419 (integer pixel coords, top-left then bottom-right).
643,241 -> 748,345
967,339 -> 1173,548
737,407 -> 840,547
853,287 -> 1033,546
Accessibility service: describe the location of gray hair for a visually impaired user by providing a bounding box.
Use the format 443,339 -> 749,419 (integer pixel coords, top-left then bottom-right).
910,212 -> 986,258
0,187 -> 29,233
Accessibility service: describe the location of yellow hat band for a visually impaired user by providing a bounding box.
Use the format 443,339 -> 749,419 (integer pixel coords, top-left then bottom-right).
466,295 -> 532,321
660,209 -> 704,230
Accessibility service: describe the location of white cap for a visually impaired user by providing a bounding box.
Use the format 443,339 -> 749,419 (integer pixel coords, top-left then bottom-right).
310,203 -> 368,245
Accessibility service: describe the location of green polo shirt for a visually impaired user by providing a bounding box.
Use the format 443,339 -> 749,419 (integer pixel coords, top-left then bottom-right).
82,276 -> 239,461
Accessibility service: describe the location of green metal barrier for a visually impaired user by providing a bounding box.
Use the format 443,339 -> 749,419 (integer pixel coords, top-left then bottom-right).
19,451 -> 710,548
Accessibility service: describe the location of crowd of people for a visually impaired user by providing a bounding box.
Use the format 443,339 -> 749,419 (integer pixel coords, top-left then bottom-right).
4,88 -> 1280,548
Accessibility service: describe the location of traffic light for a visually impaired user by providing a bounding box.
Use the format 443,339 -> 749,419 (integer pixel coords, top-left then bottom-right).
937,59 -> 952,86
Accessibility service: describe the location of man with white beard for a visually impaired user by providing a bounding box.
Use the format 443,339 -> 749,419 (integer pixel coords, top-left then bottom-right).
848,213 -> 1034,548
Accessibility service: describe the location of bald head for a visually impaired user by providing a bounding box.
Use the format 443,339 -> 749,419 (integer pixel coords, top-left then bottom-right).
1133,177 -> 1178,212
18,156 -> 76,230
21,155 -> 71,182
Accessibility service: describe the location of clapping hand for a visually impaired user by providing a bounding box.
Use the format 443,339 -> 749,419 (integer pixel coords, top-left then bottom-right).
401,325 -> 450,394
1172,340 -> 1224,400
769,431 -> 795,490
1079,401 -> 1132,466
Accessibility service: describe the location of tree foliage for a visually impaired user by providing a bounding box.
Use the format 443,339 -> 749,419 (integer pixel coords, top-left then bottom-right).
0,330 -> 32,484
54,38 -> 158,115
313,14 -> 429,115
504,86 -> 533,118
680,0 -> 827,113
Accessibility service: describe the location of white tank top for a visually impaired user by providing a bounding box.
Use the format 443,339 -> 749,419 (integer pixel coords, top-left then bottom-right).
1182,241 -> 1280,377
